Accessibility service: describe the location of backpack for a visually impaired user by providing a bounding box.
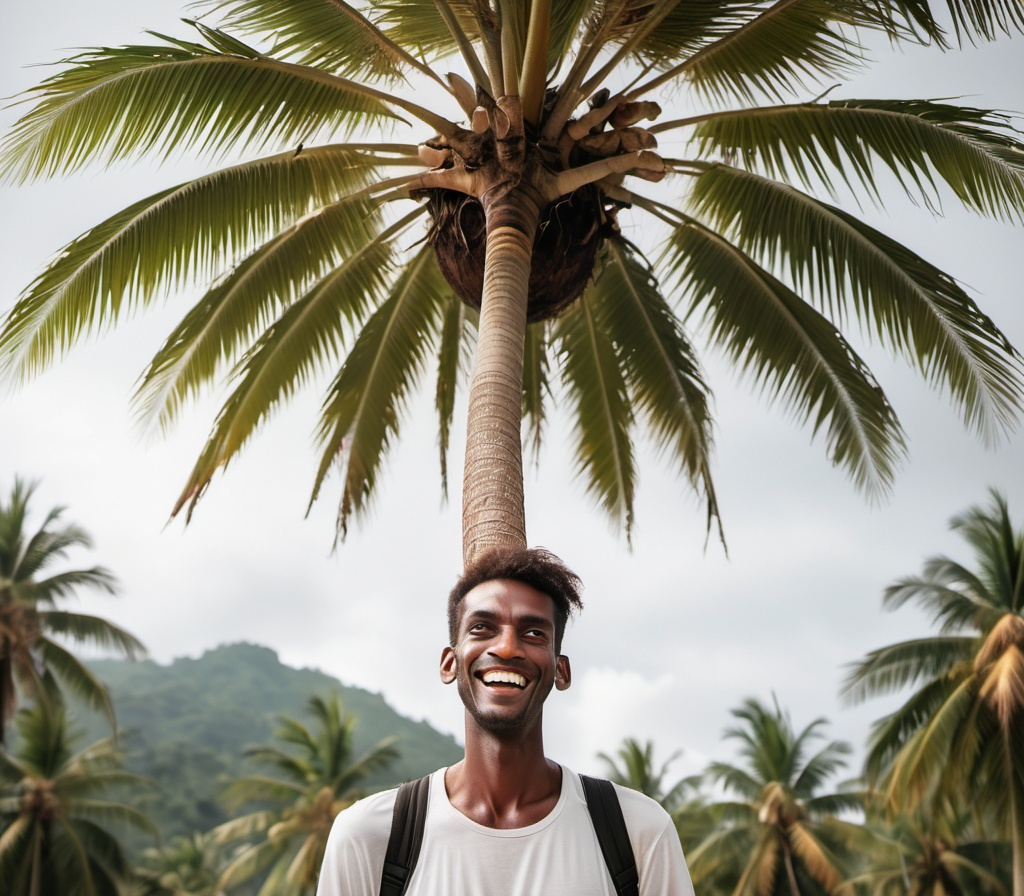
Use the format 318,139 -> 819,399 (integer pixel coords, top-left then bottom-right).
378,773 -> 640,896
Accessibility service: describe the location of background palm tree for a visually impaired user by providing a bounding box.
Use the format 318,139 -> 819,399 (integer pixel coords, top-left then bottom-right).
688,697 -> 866,896
133,831 -> 228,896
212,692 -> 398,896
837,797 -> 1011,896
599,736 -> 698,811
843,488 -> 1024,895
1,1 -> 1023,563
0,476 -> 145,745
0,700 -> 154,896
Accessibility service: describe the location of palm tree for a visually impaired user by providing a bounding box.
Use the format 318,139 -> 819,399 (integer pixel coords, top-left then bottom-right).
2,3 -> 1023,563
688,697 -> 866,896
0,477 -> 146,745
212,692 -> 399,896
836,797 -> 1011,896
843,489 -> 1024,895
0,700 -> 154,896
133,831 -> 228,896
598,736 -> 697,811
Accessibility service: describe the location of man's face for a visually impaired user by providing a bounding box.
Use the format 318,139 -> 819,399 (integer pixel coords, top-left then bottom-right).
440,579 -> 571,738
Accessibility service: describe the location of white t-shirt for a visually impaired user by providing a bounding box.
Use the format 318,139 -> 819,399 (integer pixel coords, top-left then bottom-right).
316,766 -> 696,896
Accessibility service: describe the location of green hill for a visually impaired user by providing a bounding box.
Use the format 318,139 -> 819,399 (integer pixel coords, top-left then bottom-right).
80,642 -> 462,843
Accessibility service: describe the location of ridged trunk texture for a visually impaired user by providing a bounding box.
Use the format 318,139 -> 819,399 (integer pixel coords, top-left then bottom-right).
461,187 -> 542,564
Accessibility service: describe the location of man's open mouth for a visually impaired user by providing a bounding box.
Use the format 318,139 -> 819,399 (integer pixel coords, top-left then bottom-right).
479,670 -> 527,689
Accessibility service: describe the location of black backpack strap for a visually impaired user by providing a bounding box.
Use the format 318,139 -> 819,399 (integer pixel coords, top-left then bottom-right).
580,774 -> 640,896
379,775 -> 430,896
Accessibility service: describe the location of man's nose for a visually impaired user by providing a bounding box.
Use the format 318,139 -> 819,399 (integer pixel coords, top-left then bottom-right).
488,626 -> 523,658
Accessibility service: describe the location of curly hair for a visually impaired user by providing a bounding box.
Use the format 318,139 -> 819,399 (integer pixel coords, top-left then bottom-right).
447,547 -> 584,652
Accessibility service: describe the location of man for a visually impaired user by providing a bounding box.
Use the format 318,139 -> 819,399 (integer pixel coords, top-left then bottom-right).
316,547 -> 695,895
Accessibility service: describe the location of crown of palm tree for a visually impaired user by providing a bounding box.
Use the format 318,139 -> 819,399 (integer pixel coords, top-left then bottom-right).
0,477 -> 145,745
1,1 -> 1023,560
0,701 -> 155,896
843,489 -> 1024,895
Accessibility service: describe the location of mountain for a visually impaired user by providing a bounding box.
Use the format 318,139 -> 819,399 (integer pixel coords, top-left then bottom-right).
80,642 -> 463,843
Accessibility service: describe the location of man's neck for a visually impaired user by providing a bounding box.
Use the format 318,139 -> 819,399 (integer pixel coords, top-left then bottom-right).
443,720 -> 562,829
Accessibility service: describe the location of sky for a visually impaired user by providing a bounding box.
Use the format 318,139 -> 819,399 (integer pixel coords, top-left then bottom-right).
2,1 -> 1023,785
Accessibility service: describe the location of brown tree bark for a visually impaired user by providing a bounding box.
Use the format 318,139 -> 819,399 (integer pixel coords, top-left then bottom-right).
460,184 -> 542,564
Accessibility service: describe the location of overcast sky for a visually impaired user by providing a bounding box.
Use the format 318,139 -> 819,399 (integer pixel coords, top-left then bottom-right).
2,1 -> 1023,783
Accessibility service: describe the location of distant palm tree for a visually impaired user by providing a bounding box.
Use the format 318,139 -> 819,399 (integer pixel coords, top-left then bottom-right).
213,692 -> 399,896
837,797 -> 1010,896
599,736 -> 698,811
2,2 -> 1024,561
689,697 -> 866,896
0,700 -> 154,896
133,831 -> 228,896
0,477 -> 146,745
843,489 -> 1024,896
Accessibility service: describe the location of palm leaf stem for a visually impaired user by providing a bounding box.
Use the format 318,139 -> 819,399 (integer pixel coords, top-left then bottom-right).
520,0 -> 551,126
432,0 -> 493,95
499,0 -> 522,96
545,150 -> 664,198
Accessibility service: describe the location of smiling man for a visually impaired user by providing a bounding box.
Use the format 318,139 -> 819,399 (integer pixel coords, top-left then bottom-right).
316,547 -> 695,896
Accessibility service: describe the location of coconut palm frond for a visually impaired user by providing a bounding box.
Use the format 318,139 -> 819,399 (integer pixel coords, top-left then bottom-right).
692,162 -> 1024,441
687,99 -> 1024,218
677,0 -> 864,104
32,639 -> 117,730
944,0 -> 1024,42
843,635 -> 976,702
375,0 -> 487,59
552,290 -> 637,540
313,243 -> 451,539
589,238 -> 720,537
638,0 -> 760,63
0,32 -> 405,185
131,185 -> 393,434
664,220 -> 906,495
37,611 -> 144,657
0,147 -> 388,385
436,292 -> 470,498
522,321 -> 551,466
173,218 -> 405,522
17,569 -> 116,606
200,0 -> 420,82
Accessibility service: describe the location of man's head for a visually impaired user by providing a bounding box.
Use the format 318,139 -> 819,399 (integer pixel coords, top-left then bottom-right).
447,547 -> 583,654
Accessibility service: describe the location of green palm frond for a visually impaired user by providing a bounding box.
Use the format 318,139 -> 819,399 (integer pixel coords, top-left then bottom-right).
436,292 -> 471,499
673,0 -> 863,104
552,290 -> 636,539
638,0 -> 760,63
221,774 -> 307,808
944,0 -> 1024,42
885,572 -> 993,628
201,0 -> 419,82
547,0 -> 592,71
0,146 -> 386,384
691,162 -> 1024,440
174,211 -> 412,521
522,321 -> 551,465
132,181 -> 393,433
37,611 -> 144,657
33,639 -> 117,729
375,0 -> 486,62
0,32 -> 409,185
590,238 -> 719,536
313,242 -> 451,538
685,99 -> 1024,218
843,635 -> 976,703
664,219 -> 906,495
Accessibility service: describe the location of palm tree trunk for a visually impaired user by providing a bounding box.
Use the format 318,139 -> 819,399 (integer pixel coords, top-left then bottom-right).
1009,725 -> 1024,896
461,186 -> 542,564
781,837 -> 802,896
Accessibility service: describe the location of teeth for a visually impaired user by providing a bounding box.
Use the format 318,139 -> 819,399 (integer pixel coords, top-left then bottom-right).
482,670 -> 526,688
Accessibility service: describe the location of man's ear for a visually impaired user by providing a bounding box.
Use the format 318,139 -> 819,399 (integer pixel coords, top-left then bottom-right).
440,646 -> 457,684
555,655 -> 571,691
